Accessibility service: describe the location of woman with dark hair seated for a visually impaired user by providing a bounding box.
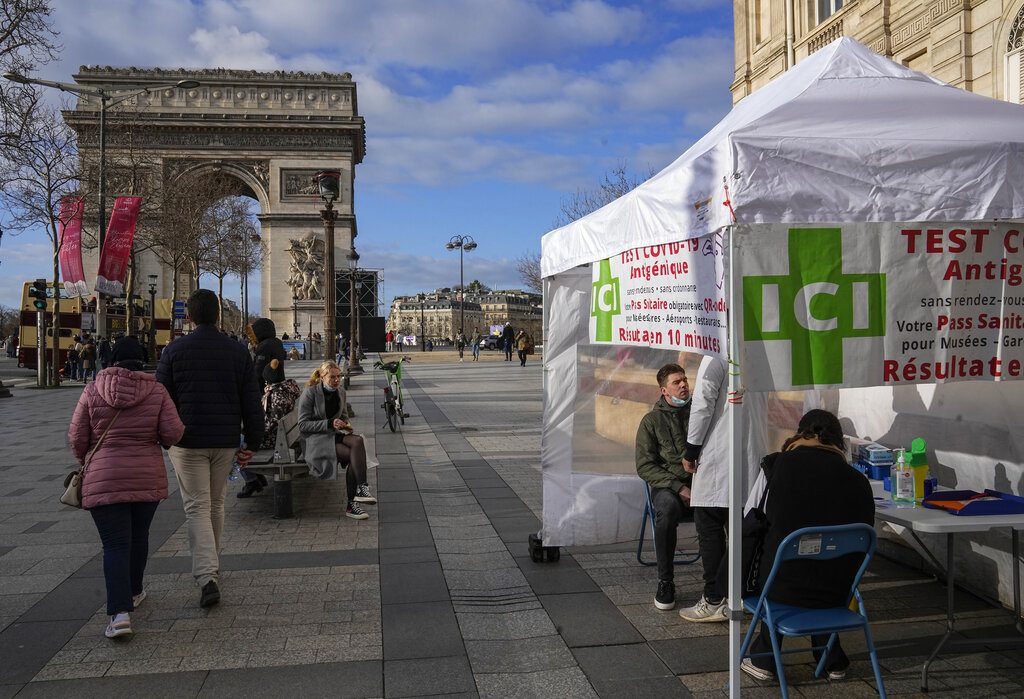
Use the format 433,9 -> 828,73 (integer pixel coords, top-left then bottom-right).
741,408 -> 874,683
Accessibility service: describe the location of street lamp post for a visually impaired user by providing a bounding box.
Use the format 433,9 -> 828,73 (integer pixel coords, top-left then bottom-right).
2,72 -> 200,338
0,227 -> 8,398
444,235 -> 477,341
292,295 -> 299,338
347,249 -> 363,374
314,170 -> 340,361
418,293 -> 426,352
147,275 -> 157,361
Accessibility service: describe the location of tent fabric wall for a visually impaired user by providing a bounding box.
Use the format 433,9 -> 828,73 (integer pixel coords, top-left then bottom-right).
542,37 -> 1024,279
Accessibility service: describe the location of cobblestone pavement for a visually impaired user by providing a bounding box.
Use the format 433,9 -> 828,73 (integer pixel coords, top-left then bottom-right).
1,354 -> 1023,697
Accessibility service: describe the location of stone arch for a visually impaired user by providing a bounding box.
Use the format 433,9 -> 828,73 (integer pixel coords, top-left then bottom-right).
65,66 -> 365,336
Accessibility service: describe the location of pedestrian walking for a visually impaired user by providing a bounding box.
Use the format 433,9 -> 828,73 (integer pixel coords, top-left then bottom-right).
98,336 -> 112,370
67,338 -> 185,638
156,289 -> 264,608
470,328 -> 482,361
81,339 -> 97,383
502,322 -> 515,361
456,332 -> 466,362
515,329 -> 533,366
385,329 -> 395,352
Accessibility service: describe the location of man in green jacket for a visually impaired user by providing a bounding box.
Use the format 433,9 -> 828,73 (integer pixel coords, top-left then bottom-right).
636,362 -> 693,611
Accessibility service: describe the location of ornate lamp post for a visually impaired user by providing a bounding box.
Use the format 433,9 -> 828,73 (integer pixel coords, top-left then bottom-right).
347,249 -> 363,373
418,293 -> 426,352
147,275 -> 157,361
2,72 -> 199,337
314,170 -> 340,361
292,294 -> 299,338
444,235 -> 477,341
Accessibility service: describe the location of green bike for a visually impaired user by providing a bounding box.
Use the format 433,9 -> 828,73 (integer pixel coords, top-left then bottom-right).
374,355 -> 410,432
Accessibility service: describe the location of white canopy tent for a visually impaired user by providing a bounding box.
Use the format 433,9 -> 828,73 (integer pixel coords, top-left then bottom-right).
541,37 -> 1024,696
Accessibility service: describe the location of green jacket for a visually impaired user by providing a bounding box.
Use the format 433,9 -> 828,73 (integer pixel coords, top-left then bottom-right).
635,396 -> 692,492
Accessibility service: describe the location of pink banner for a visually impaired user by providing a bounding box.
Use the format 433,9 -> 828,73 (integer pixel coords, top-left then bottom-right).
57,196 -> 88,297
94,196 -> 142,296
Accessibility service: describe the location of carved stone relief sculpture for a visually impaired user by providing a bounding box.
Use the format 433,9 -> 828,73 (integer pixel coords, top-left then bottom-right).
286,233 -> 326,300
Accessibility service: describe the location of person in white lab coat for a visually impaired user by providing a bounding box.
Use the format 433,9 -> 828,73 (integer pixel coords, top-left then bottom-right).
678,354 -> 768,622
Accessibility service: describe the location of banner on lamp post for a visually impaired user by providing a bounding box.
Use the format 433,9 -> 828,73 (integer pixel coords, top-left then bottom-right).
94,196 -> 142,297
57,196 -> 88,297
588,232 -> 728,358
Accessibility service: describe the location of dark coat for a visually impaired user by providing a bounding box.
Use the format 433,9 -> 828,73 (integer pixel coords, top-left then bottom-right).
252,319 -> 286,391
758,445 -> 875,608
155,324 -> 264,449
635,397 -> 691,493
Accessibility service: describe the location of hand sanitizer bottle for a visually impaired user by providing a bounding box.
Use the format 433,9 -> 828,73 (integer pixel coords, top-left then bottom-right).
892,448 -> 915,506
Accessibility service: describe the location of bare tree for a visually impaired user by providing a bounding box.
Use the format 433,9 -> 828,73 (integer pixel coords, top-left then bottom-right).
198,195 -> 256,329
0,302 -> 18,338
0,0 -> 59,148
0,98 -> 80,384
514,252 -> 542,294
515,162 -> 652,294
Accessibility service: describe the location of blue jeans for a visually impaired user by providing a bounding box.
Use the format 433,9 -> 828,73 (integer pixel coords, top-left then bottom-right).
472,344 -> 480,360
89,501 -> 160,615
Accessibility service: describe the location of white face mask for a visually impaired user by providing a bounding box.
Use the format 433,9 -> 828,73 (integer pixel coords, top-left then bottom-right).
667,395 -> 691,407
322,383 -> 339,393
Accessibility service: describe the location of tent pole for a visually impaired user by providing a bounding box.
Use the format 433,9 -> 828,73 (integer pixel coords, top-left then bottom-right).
727,225 -> 743,698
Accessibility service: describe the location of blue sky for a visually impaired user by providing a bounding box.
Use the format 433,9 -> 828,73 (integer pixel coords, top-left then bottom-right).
1,0 -> 735,313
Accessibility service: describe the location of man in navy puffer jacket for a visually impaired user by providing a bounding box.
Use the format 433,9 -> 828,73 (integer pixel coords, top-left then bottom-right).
156,289 -> 264,608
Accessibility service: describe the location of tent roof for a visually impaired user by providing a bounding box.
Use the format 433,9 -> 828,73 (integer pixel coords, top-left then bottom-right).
541,37 -> 1024,278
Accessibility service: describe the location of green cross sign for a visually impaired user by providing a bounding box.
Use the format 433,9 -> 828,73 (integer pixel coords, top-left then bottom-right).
743,228 -> 886,386
591,258 -> 620,342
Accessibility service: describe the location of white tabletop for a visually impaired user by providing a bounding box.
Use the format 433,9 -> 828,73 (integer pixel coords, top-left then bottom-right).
871,481 -> 1024,533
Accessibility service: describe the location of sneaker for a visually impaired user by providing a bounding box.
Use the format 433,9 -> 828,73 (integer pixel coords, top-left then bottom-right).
827,669 -> 847,681
345,503 -> 369,520
354,484 -> 377,504
654,580 -> 675,610
236,480 -> 262,498
741,657 -> 774,681
199,580 -> 220,608
104,612 -> 132,638
679,595 -> 728,622
131,590 -> 147,608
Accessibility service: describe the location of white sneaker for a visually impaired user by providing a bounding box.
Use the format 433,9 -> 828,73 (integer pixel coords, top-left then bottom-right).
104,612 -> 132,638
741,657 -> 774,681
679,595 -> 728,622
132,590 -> 147,608
354,484 -> 377,504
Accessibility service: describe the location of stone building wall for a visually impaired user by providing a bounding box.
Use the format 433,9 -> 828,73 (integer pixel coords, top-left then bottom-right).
733,0 -> 1024,104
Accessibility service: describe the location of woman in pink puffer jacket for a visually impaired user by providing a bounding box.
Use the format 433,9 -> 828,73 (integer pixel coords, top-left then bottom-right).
67,337 -> 184,639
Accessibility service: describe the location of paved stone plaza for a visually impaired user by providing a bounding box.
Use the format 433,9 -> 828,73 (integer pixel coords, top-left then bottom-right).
1,355 -> 1023,697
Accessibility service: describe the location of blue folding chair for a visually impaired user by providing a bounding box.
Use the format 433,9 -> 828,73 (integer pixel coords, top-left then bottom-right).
636,481 -> 701,566
739,523 -> 886,698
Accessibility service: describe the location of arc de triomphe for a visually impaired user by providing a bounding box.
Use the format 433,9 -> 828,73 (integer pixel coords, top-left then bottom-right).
65,65 -> 365,337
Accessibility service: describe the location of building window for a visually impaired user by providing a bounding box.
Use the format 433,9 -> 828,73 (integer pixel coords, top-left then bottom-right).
816,0 -> 842,25
1007,6 -> 1024,103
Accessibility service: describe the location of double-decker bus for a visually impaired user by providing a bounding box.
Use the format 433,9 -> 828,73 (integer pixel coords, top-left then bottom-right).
18,282 -> 83,371
19,281 -> 179,370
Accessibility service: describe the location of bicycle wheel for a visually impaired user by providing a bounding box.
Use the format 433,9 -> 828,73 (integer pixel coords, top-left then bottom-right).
385,395 -> 397,432
391,378 -> 405,424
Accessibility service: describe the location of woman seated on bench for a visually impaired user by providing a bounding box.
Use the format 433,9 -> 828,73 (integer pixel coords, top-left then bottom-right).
239,358 -> 302,498
297,360 -> 376,520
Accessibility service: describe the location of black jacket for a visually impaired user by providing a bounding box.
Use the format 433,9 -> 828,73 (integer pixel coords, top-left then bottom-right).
251,318 -> 286,391
156,324 -> 264,449
759,445 -> 874,608
635,397 -> 691,493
